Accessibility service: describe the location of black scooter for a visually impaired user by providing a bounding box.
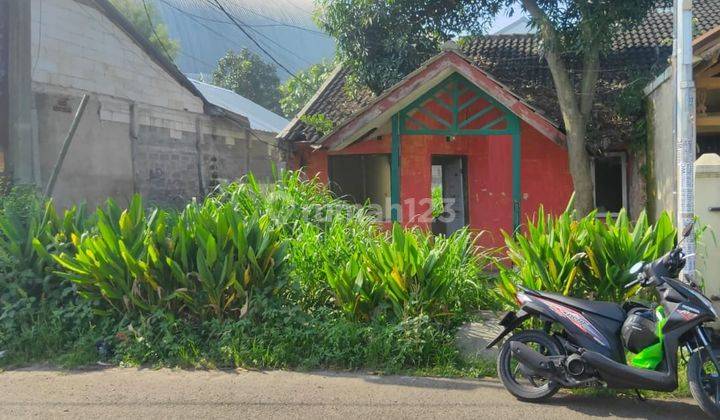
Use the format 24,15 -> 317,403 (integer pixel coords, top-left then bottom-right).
487,223 -> 720,418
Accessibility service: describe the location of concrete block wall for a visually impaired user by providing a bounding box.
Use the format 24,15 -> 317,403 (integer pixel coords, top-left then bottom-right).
27,0 -> 281,208
133,124 -> 201,207
30,0 -> 203,113
34,92 -> 135,208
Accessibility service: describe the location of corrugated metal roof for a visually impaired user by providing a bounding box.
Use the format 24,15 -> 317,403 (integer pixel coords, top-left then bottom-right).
191,79 -> 289,133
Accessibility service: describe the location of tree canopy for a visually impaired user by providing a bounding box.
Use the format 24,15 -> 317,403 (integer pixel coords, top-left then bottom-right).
110,0 -> 180,60
316,0 -> 501,94
212,49 -> 282,114
279,61 -> 335,118
316,0 -> 661,214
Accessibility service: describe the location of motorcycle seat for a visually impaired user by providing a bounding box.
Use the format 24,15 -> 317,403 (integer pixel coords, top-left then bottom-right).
532,291 -> 626,322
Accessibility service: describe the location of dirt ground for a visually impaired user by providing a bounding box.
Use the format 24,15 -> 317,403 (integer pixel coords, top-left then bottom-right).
0,368 -> 708,419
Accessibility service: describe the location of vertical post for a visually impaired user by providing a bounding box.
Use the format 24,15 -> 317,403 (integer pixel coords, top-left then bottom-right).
0,1 -> 9,175
675,0 -> 696,279
7,0 -> 34,184
511,115 -> 522,232
391,113 -> 400,222
44,95 -> 90,199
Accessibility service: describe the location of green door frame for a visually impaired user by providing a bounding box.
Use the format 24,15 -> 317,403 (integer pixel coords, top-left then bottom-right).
389,73 -> 522,231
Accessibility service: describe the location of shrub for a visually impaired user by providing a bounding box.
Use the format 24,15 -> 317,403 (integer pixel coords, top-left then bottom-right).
2,172 -> 498,372
324,224 -> 497,321
497,203 -> 677,305
54,195 -> 287,320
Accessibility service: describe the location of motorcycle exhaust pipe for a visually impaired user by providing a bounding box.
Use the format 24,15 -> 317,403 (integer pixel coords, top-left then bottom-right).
580,350 -> 677,391
509,341 -> 559,378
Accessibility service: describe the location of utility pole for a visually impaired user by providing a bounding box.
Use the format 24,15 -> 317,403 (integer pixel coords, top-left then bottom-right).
674,0 -> 696,279
7,0 -> 34,184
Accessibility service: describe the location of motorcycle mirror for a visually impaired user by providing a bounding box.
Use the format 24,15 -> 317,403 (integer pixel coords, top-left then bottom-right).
682,221 -> 695,238
629,261 -> 644,275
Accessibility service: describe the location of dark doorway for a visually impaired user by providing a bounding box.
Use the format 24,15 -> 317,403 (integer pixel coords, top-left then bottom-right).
431,156 -> 467,235
698,133 -> 720,156
328,154 -> 391,220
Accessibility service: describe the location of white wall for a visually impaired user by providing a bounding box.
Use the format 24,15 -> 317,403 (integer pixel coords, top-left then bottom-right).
646,74 -> 677,221
26,0 -> 278,208
30,0 -> 203,113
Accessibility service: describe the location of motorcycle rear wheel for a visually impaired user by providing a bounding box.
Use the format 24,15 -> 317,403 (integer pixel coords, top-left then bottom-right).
688,348 -> 720,418
497,329 -> 562,402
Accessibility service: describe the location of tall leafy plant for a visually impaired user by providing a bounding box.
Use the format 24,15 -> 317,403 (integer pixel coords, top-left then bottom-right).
54,195 -> 288,319
583,210 -> 675,301
497,203 -> 677,306
363,224 -> 452,319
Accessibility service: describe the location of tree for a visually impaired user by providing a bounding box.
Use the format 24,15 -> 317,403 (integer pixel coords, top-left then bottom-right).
279,61 -> 335,118
317,0 -> 660,214
110,0 -> 180,60
212,49 -> 282,114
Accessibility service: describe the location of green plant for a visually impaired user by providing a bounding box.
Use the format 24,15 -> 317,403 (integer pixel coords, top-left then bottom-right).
279,61 -> 335,118
1,172 -> 500,372
54,194 -> 287,319
324,255 -> 385,321
583,210 -> 675,301
497,203 -> 588,305
299,114 -> 334,136
431,186 -> 444,218
497,202 -> 677,306
212,49 -> 282,114
362,224 -> 452,319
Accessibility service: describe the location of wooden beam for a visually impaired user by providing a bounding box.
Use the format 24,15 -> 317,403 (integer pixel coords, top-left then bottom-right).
697,113 -> 720,127
696,77 -> 720,90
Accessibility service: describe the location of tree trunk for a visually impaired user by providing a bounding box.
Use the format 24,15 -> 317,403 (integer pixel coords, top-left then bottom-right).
564,115 -> 595,214
522,0 -> 597,215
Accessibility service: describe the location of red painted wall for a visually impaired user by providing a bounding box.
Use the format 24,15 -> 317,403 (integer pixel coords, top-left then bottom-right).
292,124 -> 573,248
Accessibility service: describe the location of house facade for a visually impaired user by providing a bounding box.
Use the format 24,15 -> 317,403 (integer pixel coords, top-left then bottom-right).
280,2 -> 720,247
0,0 -> 285,209
645,25 -> 720,220
284,49 -> 573,247
644,24 -> 720,296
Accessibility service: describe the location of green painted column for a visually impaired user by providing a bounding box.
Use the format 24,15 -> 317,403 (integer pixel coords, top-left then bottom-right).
511,115 -> 521,232
391,114 -> 400,222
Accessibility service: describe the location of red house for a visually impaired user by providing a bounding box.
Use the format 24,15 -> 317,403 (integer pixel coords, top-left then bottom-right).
279,24 -> 673,246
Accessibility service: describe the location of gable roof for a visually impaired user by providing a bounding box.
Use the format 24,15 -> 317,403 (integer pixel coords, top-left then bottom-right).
86,0 -> 248,126
191,80 -> 289,133
281,0 -> 720,148
89,0 -> 206,103
321,49 -> 565,151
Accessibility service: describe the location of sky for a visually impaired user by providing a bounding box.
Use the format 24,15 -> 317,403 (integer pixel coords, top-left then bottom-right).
488,5 -> 526,34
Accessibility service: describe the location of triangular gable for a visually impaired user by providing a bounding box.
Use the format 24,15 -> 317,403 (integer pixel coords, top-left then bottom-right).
321,50 -> 565,151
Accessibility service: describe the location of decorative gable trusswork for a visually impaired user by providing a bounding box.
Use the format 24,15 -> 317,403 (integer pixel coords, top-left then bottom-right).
279,0 -> 720,148
399,73 -> 515,137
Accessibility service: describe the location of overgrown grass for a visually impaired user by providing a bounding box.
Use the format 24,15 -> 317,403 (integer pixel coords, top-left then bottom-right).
0,173 -> 499,375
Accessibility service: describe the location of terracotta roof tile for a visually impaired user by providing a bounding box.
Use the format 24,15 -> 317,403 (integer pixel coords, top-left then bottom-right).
282,1 -> 720,146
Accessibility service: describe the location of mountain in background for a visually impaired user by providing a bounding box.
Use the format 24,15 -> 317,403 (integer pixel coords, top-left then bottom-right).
155,0 -> 336,80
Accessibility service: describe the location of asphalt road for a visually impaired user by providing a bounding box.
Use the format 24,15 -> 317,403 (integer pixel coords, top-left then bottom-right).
0,368 -> 709,419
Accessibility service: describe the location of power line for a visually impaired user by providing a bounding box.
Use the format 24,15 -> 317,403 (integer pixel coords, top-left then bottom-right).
210,0 -> 329,36
142,0 -> 176,62
158,0 -> 312,67
158,0 -> 329,36
207,0 -> 300,79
